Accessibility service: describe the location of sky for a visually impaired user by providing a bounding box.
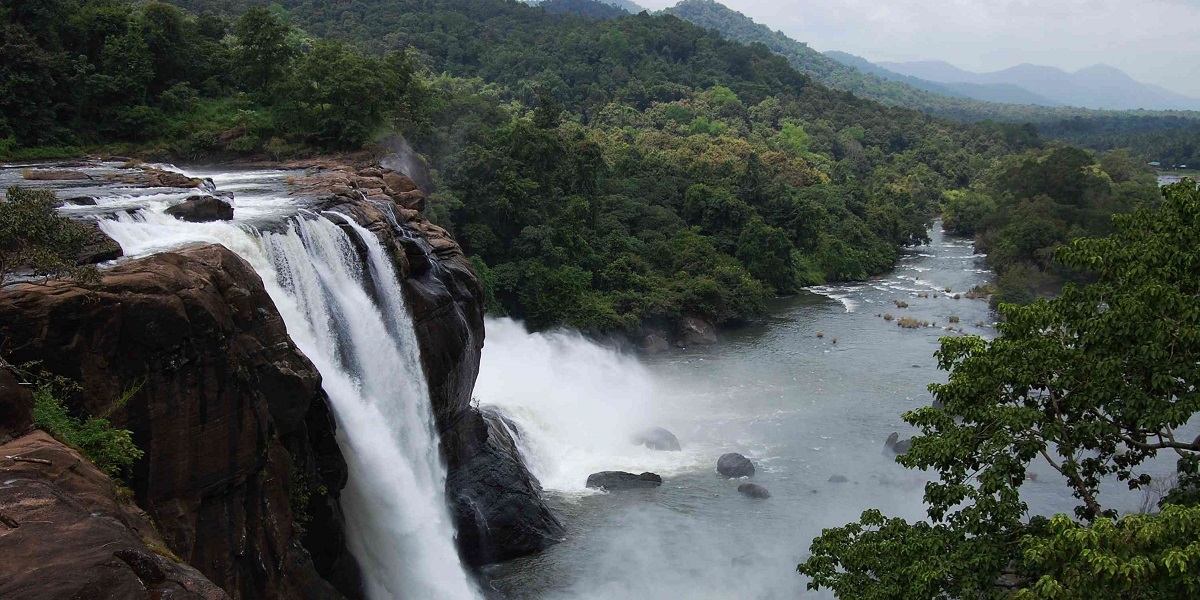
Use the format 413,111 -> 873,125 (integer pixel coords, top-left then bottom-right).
637,0 -> 1200,97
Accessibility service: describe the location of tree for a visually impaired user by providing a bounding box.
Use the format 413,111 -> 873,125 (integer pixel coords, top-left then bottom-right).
232,7 -> 296,95
800,179 -> 1200,598
0,186 -> 98,286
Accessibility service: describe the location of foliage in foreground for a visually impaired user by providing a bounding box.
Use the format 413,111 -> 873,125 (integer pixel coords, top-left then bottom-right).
31,371 -> 143,480
800,179 -> 1200,598
0,186 -> 98,286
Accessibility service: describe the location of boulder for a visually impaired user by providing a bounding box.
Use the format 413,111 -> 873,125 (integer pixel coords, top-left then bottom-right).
77,222 -> 123,265
883,432 -> 912,455
676,315 -> 717,347
632,426 -> 681,451
23,169 -> 91,181
0,244 -> 355,599
639,330 -> 670,354
828,475 -> 849,483
142,167 -> 202,188
717,453 -> 755,478
382,170 -> 419,194
0,432 -> 229,600
165,195 -> 234,222
586,471 -> 663,491
395,189 -> 426,212
64,196 -> 97,205
737,483 -> 771,499
0,365 -> 33,445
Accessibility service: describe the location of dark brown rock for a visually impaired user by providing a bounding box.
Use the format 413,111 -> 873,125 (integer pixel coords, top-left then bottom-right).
22,169 -> 91,181
0,365 -> 34,445
677,315 -> 717,347
0,244 -> 355,600
395,189 -> 427,212
0,431 -> 229,599
382,170 -> 418,194
165,195 -> 234,222
78,222 -> 123,265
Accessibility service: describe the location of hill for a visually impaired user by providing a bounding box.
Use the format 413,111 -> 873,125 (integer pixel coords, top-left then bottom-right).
824,51 -> 1062,107
881,60 -> 1200,111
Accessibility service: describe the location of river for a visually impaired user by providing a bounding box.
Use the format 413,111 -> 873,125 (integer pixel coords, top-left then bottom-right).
478,224 -> 1179,599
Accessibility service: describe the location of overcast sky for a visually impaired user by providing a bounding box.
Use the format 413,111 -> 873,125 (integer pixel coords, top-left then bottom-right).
639,0 -> 1200,97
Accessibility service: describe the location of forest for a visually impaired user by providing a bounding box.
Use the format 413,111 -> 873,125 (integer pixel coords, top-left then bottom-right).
0,0 -> 1162,337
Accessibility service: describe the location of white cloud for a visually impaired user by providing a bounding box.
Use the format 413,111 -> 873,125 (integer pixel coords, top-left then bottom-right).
639,0 -> 1200,97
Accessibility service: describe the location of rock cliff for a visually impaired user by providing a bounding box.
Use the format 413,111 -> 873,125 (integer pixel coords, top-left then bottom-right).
0,431 -> 230,599
0,244 -> 356,599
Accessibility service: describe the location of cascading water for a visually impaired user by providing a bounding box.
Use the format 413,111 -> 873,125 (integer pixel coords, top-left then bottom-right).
99,186 -> 478,599
473,318 -> 703,494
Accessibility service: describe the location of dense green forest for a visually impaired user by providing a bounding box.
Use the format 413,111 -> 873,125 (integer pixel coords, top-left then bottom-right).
664,0 -> 1200,165
0,0 -> 1159,337
942,146 -> 1159,305
0,1 -> 423,155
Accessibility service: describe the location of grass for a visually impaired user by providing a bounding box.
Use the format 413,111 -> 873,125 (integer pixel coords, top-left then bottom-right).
964,284 -> 995,300
949,315 -> 960,323
894,300 -> 909,309
883,313 -> 894,321
897,316 -> 929,329
30,371 -> 144,481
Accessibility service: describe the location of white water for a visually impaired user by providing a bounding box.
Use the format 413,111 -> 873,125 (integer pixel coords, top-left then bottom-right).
473,319 -> 707,495
100,200 -> 477,598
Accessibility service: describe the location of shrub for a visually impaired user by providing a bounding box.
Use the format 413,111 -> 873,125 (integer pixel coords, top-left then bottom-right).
949,315 -> 960,323
883,313 -> 894,321
30,372 -> 143,480
897,316 -> 927,329
1,186 -> 99,286
893,300 -> 909,308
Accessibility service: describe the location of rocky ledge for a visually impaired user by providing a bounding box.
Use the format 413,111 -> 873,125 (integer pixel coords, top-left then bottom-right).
0,244 -> 356,599
0,431 -> 230,599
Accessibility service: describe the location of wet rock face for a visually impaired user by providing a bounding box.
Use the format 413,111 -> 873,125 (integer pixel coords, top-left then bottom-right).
445,409 -> 565,566
0,244 -> 355,600
0,431 -> 230,600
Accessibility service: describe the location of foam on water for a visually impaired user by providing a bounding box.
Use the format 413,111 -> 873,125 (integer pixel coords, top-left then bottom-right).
474,318 -> 707,496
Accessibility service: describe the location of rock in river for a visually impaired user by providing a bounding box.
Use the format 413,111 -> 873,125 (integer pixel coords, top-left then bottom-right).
883,432 -> 912,455
737,483 -> 771,499
586,471 -> 663,491
165,195 -> 234,222
632,426 -> 681,451
717,453 -> 755,478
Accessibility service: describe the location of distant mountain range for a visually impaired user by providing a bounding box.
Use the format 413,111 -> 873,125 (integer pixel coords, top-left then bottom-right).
877,60 -> 1200,111
824,51 -> 1063,107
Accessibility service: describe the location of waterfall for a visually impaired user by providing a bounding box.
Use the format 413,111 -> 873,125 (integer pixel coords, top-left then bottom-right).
101,208 -> 478,599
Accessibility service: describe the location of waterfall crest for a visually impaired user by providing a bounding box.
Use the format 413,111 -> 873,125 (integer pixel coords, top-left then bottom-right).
102,208 -> 478,599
